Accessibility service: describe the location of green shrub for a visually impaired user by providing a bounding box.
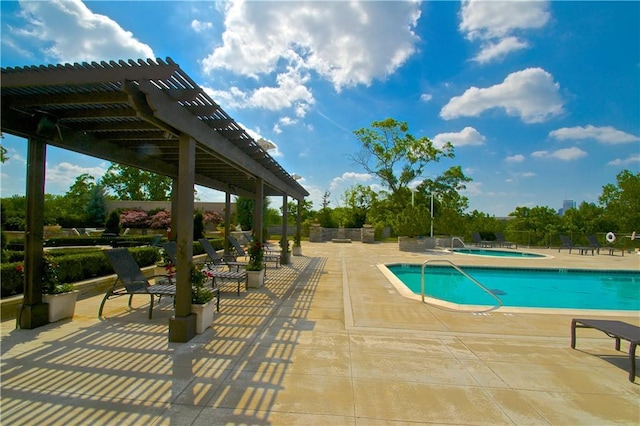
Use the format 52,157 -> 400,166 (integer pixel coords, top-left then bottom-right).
1,247 -> 160,298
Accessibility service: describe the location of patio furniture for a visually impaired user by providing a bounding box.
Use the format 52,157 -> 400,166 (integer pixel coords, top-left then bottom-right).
586,234 -> 624,256
494,231 -> 517,249
558,235 -> 595,255
199,238 -> 247,272
228,235 -> 281,268
163,241 -> 246,296
100,248 -> 176,319
571,318 -> 640,382
471,232 -> 494,248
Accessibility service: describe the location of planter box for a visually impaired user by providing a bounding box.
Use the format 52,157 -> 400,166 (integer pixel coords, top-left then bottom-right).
292,246 -> 302,256
191,298 -> 216,334
280,252 -> 291,265
246,269 -> 265,288
43,291 -> 79,323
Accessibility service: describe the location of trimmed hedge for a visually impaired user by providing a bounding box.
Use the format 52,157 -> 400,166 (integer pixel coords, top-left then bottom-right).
0,238 -> 225,298
0,247 -> 160,298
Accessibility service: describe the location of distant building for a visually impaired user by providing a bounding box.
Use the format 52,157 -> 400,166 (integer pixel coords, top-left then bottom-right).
559,199 -> 576,216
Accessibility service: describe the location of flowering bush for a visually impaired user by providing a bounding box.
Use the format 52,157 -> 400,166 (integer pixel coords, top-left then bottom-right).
191,264 -> 215,304
204,211 -> 224,227
149,210 -> 171,229
120,209 -> 150,228
15,256 -> 73,295
246,234 -> 264,271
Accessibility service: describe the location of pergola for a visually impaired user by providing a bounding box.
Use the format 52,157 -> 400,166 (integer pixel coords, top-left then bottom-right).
1,57 -> 309,342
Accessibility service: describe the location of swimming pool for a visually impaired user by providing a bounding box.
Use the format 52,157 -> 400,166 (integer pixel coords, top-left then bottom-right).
386,264 -> 640,311
451,248 -> 546,258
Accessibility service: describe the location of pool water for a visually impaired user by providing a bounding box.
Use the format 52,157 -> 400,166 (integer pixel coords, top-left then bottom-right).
451,248 -> 546,258
387,264 -> 640,311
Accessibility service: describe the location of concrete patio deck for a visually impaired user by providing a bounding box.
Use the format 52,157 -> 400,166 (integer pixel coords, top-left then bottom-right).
1,242 -> 639,425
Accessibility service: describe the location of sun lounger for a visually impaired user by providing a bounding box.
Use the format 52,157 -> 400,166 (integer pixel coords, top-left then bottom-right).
101,248 -> 176,319
471,232 -> 494,248
163,241 -> 246,296
228,235 -> 281,268
559,235 -> 595,255
587,234 -> 624,256
494,231 -> 517,249
571,318 -> 640,382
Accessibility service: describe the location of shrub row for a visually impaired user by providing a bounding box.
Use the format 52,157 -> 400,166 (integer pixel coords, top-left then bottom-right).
0,238 -> 225,298
6,235 -> 163,251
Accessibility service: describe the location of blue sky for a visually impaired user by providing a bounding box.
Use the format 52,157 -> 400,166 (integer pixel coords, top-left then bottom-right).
1,0 -> 638,217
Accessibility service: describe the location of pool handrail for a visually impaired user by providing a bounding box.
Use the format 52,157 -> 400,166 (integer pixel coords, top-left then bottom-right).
421,259 -> 503,309
451,236 -> 466,248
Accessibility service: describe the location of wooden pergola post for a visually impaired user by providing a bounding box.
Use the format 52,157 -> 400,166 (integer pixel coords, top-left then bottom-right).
18,138 -> 49,329
168,134 -> 196,342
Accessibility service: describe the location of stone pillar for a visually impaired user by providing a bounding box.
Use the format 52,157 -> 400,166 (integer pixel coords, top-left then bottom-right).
309,223 -> 323,242
361,224 -> 375,243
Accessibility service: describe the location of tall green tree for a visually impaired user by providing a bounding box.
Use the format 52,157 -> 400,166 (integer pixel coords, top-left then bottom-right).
598,169 -> 640,233
85,185 -> 107,227
341,184 -> 376,228
506,206 -> 561,246
65,173 -> 96,215
101,164 -> 172,200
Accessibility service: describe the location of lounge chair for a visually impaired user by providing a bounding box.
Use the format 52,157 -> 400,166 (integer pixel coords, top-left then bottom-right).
587,234 -> 624,256
198,238 -> 247,272
559,235 -> 595,255
100,248 -> 176,319
471,232 -> 494,248
494,231 -> 517,249
571,318 -> 640,382
228,235 -> 281,268
163,241 -> 246,296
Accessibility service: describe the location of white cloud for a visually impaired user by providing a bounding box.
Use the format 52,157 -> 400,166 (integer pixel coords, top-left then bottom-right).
45,161 -> 107,193
607,154 -> 640,166
472,36 -> 529,64
460,0 -> 549,63
531,147 -> 587,161
549,125 -> 640,144
420,93 -> 433,102
202,0 -> 421,91
329,171 -> 372,190
432,126 -> 485,148
461,181 -> 483,196
191,19 -> 213,33
17,0 -> 154,63
505,154 -> 525,163
440,68 -> 564,123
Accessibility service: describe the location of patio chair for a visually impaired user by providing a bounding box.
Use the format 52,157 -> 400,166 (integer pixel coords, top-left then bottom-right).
494,231 -> 517,249
571,318 -> 640,382
228,235 -> 281,268
198,238 -> 247,272
100,248 -> 176,319
471,231 -> 494,248
587,234 -> 624,256
559,235 -> 595,255
163,241 -> 246,296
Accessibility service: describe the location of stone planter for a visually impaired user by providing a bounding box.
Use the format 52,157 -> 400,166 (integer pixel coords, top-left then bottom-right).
246,269 -> 265,288
191,298 -> 216,334
292,246 -> 302,256
43,290 -> 79,323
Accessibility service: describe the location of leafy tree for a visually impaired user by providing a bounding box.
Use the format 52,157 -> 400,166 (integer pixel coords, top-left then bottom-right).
120,209 -> 150,228
341,184 -> 376,228
317,190 -> 335,228
598,169 -> 640,233
236,197 -> 254,231
0,145 -> 8,163
149,210 -> 171,229
506,206 -> 561,246
284,199 -> 314,224
351,118 -> 454,193
101,163 -> 172,200
65,173 -> 95,214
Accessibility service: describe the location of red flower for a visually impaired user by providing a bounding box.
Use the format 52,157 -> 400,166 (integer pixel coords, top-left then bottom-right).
15,264 -> 24,273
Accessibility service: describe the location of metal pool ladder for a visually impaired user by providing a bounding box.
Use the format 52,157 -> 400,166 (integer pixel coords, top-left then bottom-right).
421,259 -> 503,308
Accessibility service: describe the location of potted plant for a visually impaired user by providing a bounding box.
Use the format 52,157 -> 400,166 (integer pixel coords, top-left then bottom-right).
279,237 -> 291,264
37,256 -> 78,323
246,234 -> 265,288
292,232 -> 302,256
190,263 -> 216,333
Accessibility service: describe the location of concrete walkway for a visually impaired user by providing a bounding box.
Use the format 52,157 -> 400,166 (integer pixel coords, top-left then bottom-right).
1,242 -> 639,425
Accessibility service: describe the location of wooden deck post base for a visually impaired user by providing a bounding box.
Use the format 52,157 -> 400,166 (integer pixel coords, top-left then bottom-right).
17,303 -> 49,329
168,313 -> 197,343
